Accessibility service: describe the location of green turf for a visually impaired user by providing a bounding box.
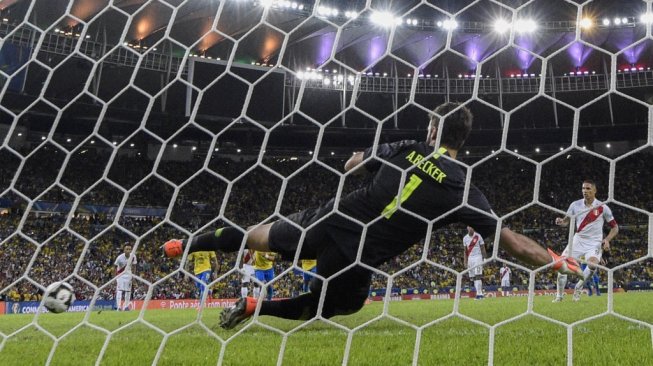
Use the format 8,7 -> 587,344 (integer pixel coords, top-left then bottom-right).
1,293 -> 652,365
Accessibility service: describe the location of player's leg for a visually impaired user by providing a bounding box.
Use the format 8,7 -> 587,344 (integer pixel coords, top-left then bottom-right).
579,263 -> 592,295
163,224 -> 274,257
265,269 -> 274,300
303,268 -> 315,293
254,269 -> 266,299
498,228 -> 581,275
553,245 -> 570,302
123,281 -> 132,310
115,290 -> 123,310
200,271 -> 212,299
220,246 -> 371,329
573,250 -> 600,301
115,280 -> 124,310
502,281 -> 510,296
194,277 -> 202,299
593,272 -> 601,296
241,275 -> 250,298
473,265 -> 484,299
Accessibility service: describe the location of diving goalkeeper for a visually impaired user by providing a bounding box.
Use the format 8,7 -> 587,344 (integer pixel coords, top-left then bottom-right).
163,102 -> 582,329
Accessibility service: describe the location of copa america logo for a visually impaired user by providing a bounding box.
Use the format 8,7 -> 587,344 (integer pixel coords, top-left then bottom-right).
12,302 -> 19,314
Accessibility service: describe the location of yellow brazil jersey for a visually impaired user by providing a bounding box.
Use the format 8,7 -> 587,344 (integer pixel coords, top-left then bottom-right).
188,251 -> 216,275
301,259 -> 317,271
254,251 -> 275,271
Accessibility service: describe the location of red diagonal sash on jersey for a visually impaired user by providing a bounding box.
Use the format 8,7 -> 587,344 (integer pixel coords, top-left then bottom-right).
501,269 -> 509,280
577,206 -> 603,233
465,235 -> 479,258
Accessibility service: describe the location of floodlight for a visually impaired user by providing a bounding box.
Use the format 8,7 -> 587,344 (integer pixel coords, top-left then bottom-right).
442,19 -> 458,30
579,17 -> 593,29
371,11 -> 400,27
515,19 -> 537,33
493,19 -> 511,34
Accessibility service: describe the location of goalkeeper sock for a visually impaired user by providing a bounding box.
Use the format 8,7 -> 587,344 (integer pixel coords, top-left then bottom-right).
187,228 -> 244,253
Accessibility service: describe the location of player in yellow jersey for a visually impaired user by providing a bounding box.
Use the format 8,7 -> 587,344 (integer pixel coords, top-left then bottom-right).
186,251 -> 219,299
254,251 -> 276,300
300,259 -> 317,293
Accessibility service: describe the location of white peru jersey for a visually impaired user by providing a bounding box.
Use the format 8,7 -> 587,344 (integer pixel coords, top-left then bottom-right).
115,253 -> 137,278
567,199 -> 617,245
500,267 -> 511,282
463,232 -> 484,262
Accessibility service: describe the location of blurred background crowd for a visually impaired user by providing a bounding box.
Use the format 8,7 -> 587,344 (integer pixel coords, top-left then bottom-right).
1,148 -> 651,302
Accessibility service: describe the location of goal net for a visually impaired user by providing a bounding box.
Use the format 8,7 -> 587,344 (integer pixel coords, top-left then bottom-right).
0,0 -> 651,364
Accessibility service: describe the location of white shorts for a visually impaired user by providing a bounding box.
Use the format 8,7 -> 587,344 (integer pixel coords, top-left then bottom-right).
242,264 -> 255,283
501,279 -> 510,287
562,236 -> 602,262
117,276 -> 132,291
467,258 -> 483,277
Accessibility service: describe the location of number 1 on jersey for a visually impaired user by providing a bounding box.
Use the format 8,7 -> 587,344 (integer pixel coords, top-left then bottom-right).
382,174 -> 423,219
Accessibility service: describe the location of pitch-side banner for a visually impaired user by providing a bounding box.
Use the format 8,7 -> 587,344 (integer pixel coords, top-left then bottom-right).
0,301 -> 5,315
5,300 -> 114,314
127,298 -> 238,310
369,289 -> 625,302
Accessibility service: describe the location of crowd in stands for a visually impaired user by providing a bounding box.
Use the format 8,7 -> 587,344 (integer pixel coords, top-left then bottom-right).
0,147 -> 651,303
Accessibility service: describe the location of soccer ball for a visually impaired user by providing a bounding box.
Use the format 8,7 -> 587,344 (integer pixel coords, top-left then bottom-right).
43,282 -> 75,313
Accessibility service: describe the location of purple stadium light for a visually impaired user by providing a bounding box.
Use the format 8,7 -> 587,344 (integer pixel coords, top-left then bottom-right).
567,42 -> 593,67
316,33 -> 336,65
621,42 -> 646,65
367,36 -> 385,65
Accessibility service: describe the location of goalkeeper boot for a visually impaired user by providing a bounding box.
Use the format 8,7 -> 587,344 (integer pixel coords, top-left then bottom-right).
220,297 -> 257,330
162,239 -> 184,258
547,248 -> 583,276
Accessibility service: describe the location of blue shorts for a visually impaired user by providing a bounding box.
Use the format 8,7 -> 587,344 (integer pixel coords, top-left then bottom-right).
255,269 -> 275,283
195,271 -> 211,293
303,267 -> 317,282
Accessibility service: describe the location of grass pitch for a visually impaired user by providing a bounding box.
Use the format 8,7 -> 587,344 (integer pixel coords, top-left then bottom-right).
1,292 -> 652,365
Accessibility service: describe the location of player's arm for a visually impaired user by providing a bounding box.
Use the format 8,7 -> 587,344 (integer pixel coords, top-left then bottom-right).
344,151 -> 367,175
480,243 -> 488,260
346,141 -> 412,175
603,222 -> 619,251
555,216 -> 570,226
211,252 -> 220,277
556,203 -> 574,227
114,257 -> 122,275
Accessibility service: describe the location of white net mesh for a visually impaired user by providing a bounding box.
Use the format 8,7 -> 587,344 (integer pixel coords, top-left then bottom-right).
0,0 -> 652,364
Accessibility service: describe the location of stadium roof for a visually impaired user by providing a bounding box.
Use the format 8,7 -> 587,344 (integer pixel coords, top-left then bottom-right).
0,0 -> 650,153
2,0 -> 652,75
